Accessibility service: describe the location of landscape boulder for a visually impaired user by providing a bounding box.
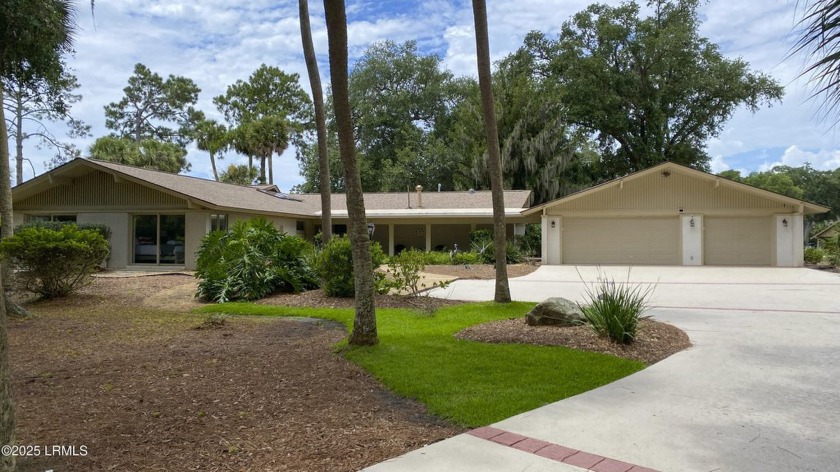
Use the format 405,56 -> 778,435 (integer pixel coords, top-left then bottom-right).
526,297 -> 585,327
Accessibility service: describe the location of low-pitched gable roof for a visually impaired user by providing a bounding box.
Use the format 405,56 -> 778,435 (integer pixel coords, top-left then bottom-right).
13,158 -> 534,219
813,221 -> 839,239
523,161 -> 831,216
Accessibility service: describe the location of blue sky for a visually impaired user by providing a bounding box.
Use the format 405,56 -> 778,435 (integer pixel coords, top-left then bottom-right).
14,0 -> 840,191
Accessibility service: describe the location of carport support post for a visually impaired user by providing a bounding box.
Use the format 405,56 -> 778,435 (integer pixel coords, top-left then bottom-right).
388,224 -> 394,256
425,224 -> 432,252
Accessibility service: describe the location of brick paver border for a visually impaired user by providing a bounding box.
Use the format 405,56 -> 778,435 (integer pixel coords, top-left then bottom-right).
467,426 -> 660,472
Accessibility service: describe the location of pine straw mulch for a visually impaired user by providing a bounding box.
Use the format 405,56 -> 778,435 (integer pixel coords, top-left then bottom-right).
421,263 -> 539,280
10,276 -> 462,472
455,318 -> 691,365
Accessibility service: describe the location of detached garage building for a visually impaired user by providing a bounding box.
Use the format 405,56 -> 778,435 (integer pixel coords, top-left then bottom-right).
527,162 -> 829,267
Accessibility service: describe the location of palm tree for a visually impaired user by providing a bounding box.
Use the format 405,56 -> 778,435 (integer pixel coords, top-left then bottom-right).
323,0 -> 378,345
299,0 -> 332,242
1,1 -> 76,467
794,1 -> 840,121
194,119 -> 228,181
471,0 -> 511,303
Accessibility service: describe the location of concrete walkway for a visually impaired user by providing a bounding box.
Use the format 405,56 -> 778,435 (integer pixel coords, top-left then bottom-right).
365,266 -> 840,472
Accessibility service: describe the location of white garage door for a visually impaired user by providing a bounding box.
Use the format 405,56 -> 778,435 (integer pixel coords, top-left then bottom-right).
562,218 -> 679,265
705,217 -> 771,266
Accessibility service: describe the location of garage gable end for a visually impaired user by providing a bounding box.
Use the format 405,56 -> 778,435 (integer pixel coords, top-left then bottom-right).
544,168 -> 797,216
16,169 -> 187,211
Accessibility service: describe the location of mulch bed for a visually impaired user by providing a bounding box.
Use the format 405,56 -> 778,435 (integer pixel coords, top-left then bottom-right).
455,318 -> 691,365
421,263 -> 539,280
259,288 -> 462,310
10,277 -> 462,472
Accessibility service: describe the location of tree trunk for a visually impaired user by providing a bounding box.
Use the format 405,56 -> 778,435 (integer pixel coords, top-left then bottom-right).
472,0 -> 511,303
299,0 -> 332,242
324,0 -> 377,345
258,155 -> 266,185
210,151 -> 219,181
268,149 -> 274,185
0,89 -> 16,472
14,93 -> 23,186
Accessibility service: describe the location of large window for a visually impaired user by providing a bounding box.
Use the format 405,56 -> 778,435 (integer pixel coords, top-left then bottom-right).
133,214 -> 186,265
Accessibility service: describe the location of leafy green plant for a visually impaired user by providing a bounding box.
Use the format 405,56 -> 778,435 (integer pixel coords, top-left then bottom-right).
314,234 -> 389,297
513,223 -> 541,257
195,218 -> 318,303
387,248 -> 453,297
16,220 -> 112,241
804,247 -> 826,264
824,234 -> 840,267
578,269 -> 655,344
0,225 -> 110,298
468,228 -> 523,264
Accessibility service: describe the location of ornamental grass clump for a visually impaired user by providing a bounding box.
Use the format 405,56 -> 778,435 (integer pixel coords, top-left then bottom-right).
578,269 -> 655,344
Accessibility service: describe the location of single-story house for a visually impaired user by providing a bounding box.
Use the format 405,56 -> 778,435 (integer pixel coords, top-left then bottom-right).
13,159 -> 831,270
524,162 -> 829,267
812,222 -> 838,247
12,158 -> 535,270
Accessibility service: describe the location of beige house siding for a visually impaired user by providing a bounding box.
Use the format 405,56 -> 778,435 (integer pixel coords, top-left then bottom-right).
77,213 -> 130,269
544,171 -> 795,216
16,171 -> 187,211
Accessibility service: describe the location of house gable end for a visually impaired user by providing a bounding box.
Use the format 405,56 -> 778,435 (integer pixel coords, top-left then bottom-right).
16,169 -> 188,211
544,168 -> 797,216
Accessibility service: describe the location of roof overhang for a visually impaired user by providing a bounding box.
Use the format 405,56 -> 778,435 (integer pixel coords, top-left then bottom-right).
321,208 -> 528,218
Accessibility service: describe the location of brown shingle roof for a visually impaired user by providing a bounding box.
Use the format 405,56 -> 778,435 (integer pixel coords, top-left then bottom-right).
86,160 -> 321,217
297,190 -> 533,211
28,159 -> 532,218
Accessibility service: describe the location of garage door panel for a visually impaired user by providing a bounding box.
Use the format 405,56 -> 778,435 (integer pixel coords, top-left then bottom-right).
562,218 -> 679,265
705,217 -> 771,266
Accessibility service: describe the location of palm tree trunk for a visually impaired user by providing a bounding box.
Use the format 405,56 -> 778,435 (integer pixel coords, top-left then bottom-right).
324,0 -> 377,345
259,155 -> 266,184
300,0 -> 332,242
210,151 -> 219,181
268,150 -> 274,185
472,0 -> 511,303
0,88 -> 16,472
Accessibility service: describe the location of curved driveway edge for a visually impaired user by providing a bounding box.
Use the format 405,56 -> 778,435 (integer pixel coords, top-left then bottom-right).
365,266 -> 840,472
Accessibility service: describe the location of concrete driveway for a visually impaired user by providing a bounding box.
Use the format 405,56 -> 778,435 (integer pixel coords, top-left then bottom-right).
366,266 -> 840,472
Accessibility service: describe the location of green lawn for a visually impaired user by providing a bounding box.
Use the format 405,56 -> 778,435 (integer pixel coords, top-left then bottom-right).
197,302 -> 644,427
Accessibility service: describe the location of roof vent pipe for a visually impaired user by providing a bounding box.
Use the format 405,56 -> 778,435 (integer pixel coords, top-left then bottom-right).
415,185 -> 423,208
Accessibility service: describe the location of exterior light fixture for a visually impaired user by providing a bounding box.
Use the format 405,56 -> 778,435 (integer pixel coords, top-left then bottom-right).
690,217 -> 695,228
782,218 -> 788,228
551,220 -> 556,229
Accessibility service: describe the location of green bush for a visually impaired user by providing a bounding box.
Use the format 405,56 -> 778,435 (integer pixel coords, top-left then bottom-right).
824,234 -> 840,267
804,247 -> 826,264
0,225 -> 110,298
469,228 -> 524,264
314,234 -> 389,297
578,270 -> 655,344
514,223 -> 541,257
387,248 -> 426,296
16,220 -> 112,241
195,218 -> 318,303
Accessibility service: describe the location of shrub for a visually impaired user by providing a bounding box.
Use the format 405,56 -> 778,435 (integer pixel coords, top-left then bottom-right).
16,220 -> 112,241
514,223 -> 541,257
469,228 -> 524,264
314,234 -> 389,297
0,225 -> 110,298
195,218 -> 318,303
824,234 -> 840,267
387,248 -> 426,296
804,247 -> 826,264
578,269 -> 655,344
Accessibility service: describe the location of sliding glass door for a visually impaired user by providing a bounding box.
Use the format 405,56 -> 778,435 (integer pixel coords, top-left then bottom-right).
133,214 -> 186,265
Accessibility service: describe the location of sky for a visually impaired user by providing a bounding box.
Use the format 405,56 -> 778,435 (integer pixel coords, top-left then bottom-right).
12,0 -> 840,191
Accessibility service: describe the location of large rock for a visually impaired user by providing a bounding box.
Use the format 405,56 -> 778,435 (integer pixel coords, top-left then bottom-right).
526,297 -> 586,327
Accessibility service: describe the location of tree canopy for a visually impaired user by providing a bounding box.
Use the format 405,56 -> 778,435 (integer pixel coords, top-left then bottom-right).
104,63 -> 200,146
521,0 -> 784,178
89,136 -> 189,174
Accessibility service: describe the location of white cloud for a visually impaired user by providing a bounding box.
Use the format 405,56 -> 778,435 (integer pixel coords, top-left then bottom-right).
709,154 -> 731,173
759,145 -> 840,171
